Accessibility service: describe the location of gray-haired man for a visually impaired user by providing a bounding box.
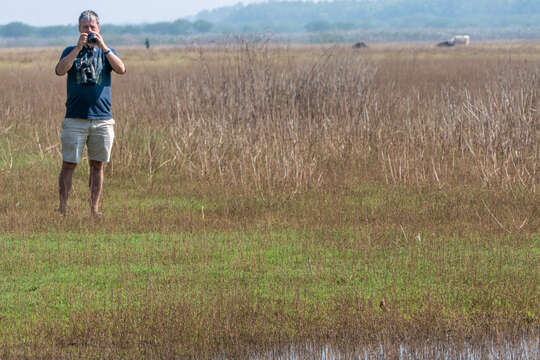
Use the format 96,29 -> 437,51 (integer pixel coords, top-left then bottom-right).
55,10 -> 126,216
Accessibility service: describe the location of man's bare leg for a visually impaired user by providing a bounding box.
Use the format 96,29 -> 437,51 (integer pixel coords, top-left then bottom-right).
58,161 -> 77,215
89,160 -> 104,216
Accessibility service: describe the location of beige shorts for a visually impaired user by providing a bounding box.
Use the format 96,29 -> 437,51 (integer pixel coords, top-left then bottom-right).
61,118 -> 115,163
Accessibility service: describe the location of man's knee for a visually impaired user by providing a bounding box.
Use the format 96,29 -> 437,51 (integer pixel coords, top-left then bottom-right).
89,160 -> 104,171
62,161 -> 77,171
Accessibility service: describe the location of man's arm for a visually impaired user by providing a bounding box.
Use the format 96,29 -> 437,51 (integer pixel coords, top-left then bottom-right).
92,32 -> 126,74
55,34 -> 86,76
105,50 -> 126,74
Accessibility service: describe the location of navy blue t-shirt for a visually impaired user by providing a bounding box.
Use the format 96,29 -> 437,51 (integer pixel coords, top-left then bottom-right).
60,46 -> 120,120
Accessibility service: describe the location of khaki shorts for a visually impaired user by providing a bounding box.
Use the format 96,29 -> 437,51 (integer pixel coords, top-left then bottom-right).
61,118 -> 115,163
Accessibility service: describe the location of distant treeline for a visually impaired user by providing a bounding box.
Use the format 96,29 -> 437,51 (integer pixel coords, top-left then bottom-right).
0,19 -> 213,38
197,0 -> 540,33
2,0 -> 540,40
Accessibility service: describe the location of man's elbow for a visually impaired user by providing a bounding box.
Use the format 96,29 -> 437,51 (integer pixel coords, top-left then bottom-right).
55,66 -> 66,76
115,67 -> 126,75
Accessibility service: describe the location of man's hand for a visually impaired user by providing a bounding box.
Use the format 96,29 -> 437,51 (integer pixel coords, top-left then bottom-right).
88,32 -> 126,75
88,31 -> 106,51
55,39 -> 85,76
77,33 -> 88,50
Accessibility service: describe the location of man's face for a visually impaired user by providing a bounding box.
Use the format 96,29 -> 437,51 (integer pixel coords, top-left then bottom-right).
79,18 -> 100,34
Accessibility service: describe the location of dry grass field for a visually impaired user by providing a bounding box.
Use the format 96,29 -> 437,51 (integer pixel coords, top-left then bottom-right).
0,43 -> 539,358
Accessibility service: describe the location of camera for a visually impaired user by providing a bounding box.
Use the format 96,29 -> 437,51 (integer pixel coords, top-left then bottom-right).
77,50 -> 97,85
87,32 -> 98,44
80,61 -> 97,85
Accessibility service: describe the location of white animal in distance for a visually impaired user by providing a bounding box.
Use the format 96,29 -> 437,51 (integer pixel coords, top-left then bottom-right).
450,35 -> 470,45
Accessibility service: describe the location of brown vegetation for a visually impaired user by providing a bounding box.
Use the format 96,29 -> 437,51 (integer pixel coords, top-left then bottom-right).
1,44 -> 539,194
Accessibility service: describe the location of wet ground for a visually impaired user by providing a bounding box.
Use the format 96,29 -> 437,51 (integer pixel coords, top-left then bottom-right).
254,336 -> 539,359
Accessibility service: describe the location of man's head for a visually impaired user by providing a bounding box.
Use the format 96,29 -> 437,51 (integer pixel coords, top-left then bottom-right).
78,10 -> 100,35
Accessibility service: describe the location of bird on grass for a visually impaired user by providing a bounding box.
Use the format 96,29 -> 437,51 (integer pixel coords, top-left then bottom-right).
379,298 -> 390,313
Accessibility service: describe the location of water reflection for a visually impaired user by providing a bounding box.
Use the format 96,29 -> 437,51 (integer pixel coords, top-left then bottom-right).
258,337 -> 539,359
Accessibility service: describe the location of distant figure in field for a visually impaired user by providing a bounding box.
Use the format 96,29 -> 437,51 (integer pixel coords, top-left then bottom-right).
54,10 -> 126,216
145,38 -> 150,49
353,42 -> 368,49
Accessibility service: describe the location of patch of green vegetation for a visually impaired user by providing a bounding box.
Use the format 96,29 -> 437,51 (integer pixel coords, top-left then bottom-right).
0,145 -> 55,171
1,230 -> 537,330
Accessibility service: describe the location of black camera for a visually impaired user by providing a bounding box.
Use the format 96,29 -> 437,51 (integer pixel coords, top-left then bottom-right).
87,32 -> 98,44
80,61 -> 97,85
78,49 -> 97,85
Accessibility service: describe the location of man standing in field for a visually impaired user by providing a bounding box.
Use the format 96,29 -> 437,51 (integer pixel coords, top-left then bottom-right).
55,10 -> 126,216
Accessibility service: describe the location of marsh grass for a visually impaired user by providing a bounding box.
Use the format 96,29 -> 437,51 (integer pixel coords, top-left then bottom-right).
0,43 -> 538,358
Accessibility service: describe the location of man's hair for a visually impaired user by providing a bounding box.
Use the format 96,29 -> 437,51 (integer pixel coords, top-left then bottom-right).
79,10 -> 100,25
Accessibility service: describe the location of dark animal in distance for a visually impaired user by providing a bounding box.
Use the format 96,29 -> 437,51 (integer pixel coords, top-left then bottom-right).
353,42 -> 368,49
437,40 -> 455,47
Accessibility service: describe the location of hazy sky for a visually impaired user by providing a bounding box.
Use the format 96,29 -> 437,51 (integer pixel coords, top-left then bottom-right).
3,0 -> 263,26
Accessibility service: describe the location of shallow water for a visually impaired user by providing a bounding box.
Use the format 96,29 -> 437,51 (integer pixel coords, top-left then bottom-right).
254,336 -> 539,360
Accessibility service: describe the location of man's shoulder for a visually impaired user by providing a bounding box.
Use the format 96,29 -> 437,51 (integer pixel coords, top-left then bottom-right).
63,45 -> 76,51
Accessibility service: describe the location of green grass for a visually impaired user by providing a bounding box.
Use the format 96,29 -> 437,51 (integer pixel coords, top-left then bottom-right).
1,227 -> 538,339
0,169 -> 538,357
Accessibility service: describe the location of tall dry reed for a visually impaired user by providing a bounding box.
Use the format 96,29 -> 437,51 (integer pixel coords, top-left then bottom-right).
112,45 -> 540,193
